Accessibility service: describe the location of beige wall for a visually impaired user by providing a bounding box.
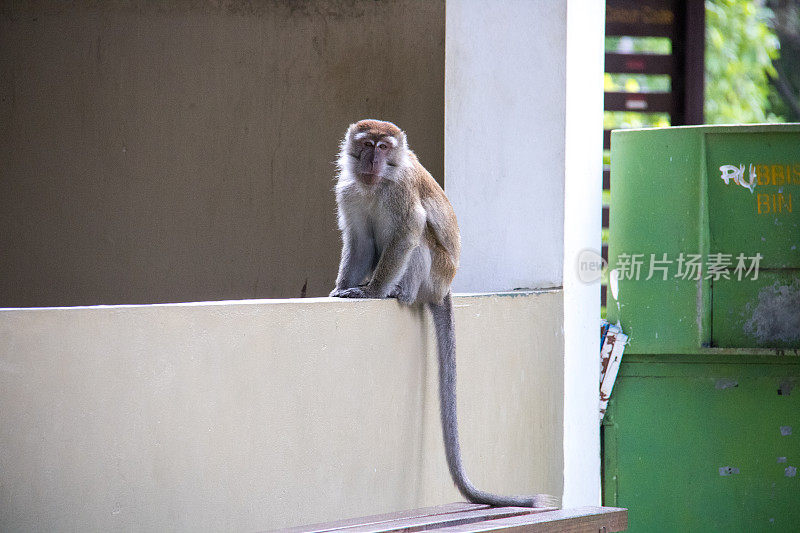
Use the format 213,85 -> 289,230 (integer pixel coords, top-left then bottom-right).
0,1 -> 445,307
0,292 -> 563,531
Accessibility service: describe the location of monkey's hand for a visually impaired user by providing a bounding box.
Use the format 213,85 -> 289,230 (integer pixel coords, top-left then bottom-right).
329,287 -> 369,298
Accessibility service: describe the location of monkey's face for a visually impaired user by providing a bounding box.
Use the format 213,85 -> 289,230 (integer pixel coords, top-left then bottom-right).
354,135 -> 395,184
344,120 -> 406,185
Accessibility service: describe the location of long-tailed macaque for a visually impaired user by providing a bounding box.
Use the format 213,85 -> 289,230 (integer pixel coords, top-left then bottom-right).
330,119 -> 555,508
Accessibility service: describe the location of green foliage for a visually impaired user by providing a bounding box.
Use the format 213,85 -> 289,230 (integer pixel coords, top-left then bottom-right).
705,0 -> 782,123
605,36 -> 671,54
603,111 -> 670,130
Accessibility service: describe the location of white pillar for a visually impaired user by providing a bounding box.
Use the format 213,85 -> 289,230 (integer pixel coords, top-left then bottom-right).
562,0 -> 605,507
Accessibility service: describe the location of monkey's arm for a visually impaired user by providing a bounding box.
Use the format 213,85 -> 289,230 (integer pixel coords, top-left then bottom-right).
366,235 -> 417,297
366,204 -> 424,296
330,229 -> 375,296
335,199 -> 425,300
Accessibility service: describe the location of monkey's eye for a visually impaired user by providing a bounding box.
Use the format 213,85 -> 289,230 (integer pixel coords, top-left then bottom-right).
377,142 -> 389,150
364,140 -> 375,148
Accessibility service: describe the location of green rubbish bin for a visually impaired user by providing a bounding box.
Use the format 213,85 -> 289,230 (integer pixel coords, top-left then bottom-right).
604,124 -> 800,532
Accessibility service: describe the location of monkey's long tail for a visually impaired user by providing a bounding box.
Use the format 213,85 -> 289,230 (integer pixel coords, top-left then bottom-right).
428,292 -> 558,509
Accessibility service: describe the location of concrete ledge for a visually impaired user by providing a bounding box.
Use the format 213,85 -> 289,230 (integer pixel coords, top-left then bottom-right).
0,292 -> 563,531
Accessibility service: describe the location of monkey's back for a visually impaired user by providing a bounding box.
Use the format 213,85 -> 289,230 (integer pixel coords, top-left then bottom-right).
409,154 -> 461,290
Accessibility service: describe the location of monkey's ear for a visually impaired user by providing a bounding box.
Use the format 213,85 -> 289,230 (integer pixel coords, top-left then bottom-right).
399,130 -> 409,150
341,122 -> 359,150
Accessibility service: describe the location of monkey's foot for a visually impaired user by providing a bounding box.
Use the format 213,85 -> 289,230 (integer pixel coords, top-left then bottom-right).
331,287 -> 368,298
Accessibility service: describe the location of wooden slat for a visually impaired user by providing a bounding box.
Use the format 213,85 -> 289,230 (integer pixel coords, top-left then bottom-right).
601,284 -> 608,307
602,206 -> 609,228
602,245 -> 609,263
606,0 -> 677,38
336,507 -> 552,533
280,503 -> 490,533
603,130 -> 611,150
604,92 -> 673,113
433,506 -> 627,533
605,52 -> 674,75
606,21 -> 676,38
603,166 -> 610,189
281,505 -> 627,533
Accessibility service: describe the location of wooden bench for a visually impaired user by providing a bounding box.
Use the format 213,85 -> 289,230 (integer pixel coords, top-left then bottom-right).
282,502 -> 627,532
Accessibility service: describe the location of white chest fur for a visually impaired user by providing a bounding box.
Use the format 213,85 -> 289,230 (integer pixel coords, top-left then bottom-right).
338,181 -> 399,253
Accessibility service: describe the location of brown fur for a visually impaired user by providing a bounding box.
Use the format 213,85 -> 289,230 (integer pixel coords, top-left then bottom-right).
332,119 -> 460,304
351,119 -> 404,138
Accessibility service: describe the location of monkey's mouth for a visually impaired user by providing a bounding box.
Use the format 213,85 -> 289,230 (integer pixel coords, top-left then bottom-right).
358,172 -> 379,185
